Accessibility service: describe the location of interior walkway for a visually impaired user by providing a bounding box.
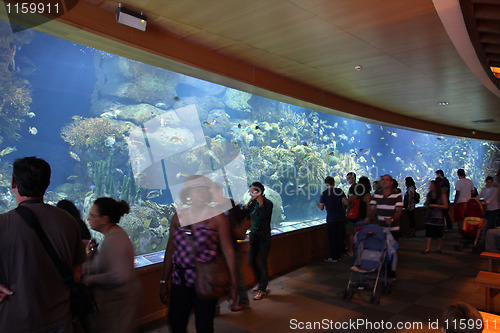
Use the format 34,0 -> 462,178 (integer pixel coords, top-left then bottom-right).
138,229 -> 499,333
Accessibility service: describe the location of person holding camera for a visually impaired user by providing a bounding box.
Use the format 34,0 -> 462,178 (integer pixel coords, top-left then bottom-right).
245,182 -> 273,301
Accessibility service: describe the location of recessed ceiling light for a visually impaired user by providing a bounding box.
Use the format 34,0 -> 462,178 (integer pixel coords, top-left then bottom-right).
438,102 -> 449,106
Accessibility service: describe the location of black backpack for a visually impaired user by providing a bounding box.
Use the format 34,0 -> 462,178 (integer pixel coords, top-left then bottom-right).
414,191 -> 420,204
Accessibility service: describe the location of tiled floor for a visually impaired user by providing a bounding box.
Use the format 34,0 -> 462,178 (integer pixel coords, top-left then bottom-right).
139,229 -> 499,333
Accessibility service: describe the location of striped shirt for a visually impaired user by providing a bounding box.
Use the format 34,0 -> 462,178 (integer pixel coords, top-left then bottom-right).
370,189 -> 403,230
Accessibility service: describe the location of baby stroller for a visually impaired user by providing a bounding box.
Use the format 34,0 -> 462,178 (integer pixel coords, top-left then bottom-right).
455,198 -> 485,253
343,224 -> 388,305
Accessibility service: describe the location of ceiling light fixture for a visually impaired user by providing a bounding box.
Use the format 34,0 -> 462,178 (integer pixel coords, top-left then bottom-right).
116,4 -> 147,31
438,102 -> 449,106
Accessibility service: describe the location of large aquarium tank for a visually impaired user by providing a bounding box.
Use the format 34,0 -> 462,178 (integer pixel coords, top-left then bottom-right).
1,20 -> 499,266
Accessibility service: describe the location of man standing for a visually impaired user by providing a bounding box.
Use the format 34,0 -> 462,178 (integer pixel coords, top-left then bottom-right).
0,157 -> 86,332
454,169 -> 475,229
370,174 -> 403,278
436,170 -> 452,231
245,182 -> 273,301
317,176 -> 348,262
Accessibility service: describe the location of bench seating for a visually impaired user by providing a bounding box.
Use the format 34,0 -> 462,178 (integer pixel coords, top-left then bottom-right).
479,311 -> 500,333
481,252 -> 500,272
474,271 -> 500,312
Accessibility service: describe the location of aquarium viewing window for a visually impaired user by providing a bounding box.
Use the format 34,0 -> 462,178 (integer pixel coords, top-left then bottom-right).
0,19 -> 499,268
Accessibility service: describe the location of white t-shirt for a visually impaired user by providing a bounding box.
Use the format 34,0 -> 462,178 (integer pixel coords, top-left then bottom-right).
455,178 -> 475,204
479,187 -> 500,211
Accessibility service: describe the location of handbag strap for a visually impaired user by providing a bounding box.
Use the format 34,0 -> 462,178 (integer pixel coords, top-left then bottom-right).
15,204 -> 74,284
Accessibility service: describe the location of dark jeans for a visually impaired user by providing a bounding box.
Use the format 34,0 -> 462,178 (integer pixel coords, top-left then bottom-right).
485,209 -> 500,229
407,209 -> 416,229
443,208 -> 452,230
169,283 -> 218,333
236,248 -> 249,305
249,233 -> 271,291
327,220 -> 345,260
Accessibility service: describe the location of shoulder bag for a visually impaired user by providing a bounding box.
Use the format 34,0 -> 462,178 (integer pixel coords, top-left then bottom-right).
15,204 -> 97,320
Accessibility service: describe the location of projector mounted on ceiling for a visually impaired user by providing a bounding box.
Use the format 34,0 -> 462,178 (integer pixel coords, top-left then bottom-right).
116,4 -> 147,31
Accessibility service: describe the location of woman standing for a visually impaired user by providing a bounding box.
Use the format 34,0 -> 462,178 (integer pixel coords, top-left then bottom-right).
245,182 -> 273,300
352,176 -> 372,230
159,176 -> 237,333
83,198 -> 141,333
404,177 -> 417,237
422,181 -> 448,254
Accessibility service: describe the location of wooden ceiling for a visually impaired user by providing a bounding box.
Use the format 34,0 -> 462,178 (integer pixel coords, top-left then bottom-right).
461,0 -> 500,86
2,0 -> 500,140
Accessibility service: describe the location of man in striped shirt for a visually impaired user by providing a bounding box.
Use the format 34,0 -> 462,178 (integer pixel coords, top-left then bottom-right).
370,174 -> 403,279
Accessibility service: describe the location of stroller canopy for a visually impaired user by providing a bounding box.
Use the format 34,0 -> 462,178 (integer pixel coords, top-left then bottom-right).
356,223 -> 386,252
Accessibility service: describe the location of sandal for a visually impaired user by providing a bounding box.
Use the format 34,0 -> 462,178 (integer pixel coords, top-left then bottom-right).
436,249 -> 442,254
421,250 -> 430,254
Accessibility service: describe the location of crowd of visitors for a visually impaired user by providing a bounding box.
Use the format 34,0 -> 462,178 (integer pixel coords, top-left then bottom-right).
1,156 -> 498,333
317,167 -> 500,276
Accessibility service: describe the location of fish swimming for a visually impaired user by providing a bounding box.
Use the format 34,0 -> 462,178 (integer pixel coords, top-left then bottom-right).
104,136 -> 116,147
175,171 -> 189,179
0,147 -> 17,157
146,190 -> 162,199
155,102 -> 167,109
27,112 -> 35,118
66,175 -> 78,181
28,126 -> 37,135
72,115 -> 83,121
170,136 -> 185,143
100,110 -> 120,118
69,151 -> 80,162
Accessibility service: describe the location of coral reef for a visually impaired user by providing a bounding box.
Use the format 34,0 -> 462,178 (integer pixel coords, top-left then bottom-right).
60,117 -> 123,152
118,202 -> 175,254
117,103 -> 179,125
0,21 -> 33,141
202,109 -> 231,138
